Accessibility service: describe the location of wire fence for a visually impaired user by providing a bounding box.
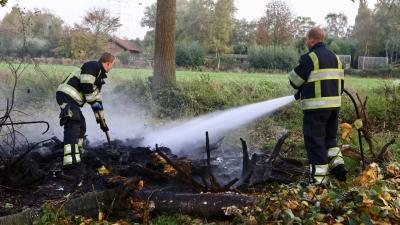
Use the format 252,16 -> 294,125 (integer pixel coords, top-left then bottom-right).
358,56 -> 389,70
338,55 -> 351,69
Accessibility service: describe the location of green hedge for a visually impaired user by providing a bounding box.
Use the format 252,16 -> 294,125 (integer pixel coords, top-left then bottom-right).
248,45 -> 299,71
176,41 -> 205,68
346,66 -> 400,78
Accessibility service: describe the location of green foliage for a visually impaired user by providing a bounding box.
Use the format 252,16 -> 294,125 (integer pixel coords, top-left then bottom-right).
57,28 -> 108,60
0,6 -> 64,57
207,54 -> 238,71
345,66 -> 400,78
34,206 -> 88,225
176,41 -> 205,68
325,13 -> 349,38
248,45 -> 299,71
150,214 -> 184,225
210,0 -> 236,54
257,0 -> 295,46
117,51 -> 131,65
0,0 -> 7,7
251,164 -> 400,224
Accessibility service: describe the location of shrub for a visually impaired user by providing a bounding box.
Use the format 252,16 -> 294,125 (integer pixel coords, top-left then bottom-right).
345,66 -> 400,78
117,51 -> 131,65
248,45 -> 299,71
176,41 -> 205,68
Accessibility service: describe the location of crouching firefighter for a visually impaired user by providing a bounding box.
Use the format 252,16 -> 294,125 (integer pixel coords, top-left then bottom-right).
289,27 -> 348,185
56,52 -> 115,170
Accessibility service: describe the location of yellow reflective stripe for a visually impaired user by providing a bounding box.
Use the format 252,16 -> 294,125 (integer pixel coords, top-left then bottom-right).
302,96 -> 341,110
315,80 -> 321,98
313,176 -> 329,184
95,92 -> 102,102
309,70 -> 344,82
328,147 -> 341,157
63,155 -> 73,165
311,164 -> 328,175
85,89 -> 99,102
336,55 -> 342,69
75,144 -> 81,162
289,70 -> 305,87
309,52 -> 319,70
57,84 -> 84,105
330,157 -> 344,168
78,138 -> 84,147
64,144 -> 72,155
311,68 -> 344,74
80,74 -> 96,84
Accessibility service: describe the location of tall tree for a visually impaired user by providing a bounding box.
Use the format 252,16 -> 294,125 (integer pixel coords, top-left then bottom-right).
374,0 -> 400,63
293,16 -> 316,38
232,19 -> 257,54
81,8 -> 121,35
325,13 -> 349,38
0,0 -> 7,7
180,0 -> 214,50
0,6 -> 64,57
210,0 -> 235,69
152,0 -> 176,90
256,0 -> 295,46
353,0 -> 377,56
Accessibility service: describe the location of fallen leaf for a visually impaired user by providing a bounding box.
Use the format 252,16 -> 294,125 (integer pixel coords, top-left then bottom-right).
137,180 -> 144,190
98,165 -> 110,175
98,211 -> 104,222
354,163 -> 381,186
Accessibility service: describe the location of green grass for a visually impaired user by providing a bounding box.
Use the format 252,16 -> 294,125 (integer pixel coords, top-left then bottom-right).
1,63 -> 399,160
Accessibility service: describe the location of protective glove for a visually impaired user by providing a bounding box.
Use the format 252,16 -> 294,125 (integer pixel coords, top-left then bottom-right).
92,102 -> 104,124
91,102 -> 103,111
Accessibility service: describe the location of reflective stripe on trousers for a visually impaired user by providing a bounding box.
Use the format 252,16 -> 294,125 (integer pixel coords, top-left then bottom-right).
328,147 -> 344,169
310,164 -> 329,184
63,144 -> 81,166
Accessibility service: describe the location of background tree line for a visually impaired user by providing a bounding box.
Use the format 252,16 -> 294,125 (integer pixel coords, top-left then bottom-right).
141,0 -> 399,70
0,6 -> 121,60
0,0 -> 399,71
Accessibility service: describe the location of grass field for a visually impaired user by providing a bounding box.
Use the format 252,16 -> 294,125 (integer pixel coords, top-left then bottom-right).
0,63 -> 394,89
1,63 -> 399,158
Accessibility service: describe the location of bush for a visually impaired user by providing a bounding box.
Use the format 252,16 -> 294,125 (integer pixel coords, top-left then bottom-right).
176,41 -> 205,68
345,66 -> 400,78
248,45 -> 299,71
117,51 -> 131,65
207,54 -> 239,71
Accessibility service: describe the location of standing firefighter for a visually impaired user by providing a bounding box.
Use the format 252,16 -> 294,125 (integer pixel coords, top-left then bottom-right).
56,53 -> 115,170
289,28 -> 348,185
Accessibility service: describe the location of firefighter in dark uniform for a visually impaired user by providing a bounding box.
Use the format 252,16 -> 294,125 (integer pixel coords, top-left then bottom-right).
56,52 -> 115,169
289,27 -> 348,185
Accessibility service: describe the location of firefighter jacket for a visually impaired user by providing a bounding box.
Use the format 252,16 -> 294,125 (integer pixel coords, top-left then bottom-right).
57,61 -> 107,107
289,42 -> 344,111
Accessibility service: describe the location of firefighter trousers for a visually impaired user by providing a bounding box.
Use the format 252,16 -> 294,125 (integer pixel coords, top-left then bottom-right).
303,109 -> 345,184
56,92 -> 86,168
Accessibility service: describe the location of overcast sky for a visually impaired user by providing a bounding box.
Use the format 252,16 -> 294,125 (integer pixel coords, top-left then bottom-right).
0,0 -> 378,40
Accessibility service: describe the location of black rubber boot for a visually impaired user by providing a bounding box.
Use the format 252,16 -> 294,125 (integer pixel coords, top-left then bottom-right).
330,164 -> 348,181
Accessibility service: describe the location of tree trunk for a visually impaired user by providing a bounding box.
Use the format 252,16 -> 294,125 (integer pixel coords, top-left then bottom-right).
152,0 -> 176,90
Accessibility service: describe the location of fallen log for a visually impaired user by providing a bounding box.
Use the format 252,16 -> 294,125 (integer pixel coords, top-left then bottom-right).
130,190 -> 256,219
0,189 -> 256,224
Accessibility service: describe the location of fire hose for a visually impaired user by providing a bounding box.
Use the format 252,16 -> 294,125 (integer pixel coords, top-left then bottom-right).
343,88 -> 366,170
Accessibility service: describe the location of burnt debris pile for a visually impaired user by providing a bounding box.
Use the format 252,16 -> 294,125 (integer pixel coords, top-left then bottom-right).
0,133 -> 306,220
